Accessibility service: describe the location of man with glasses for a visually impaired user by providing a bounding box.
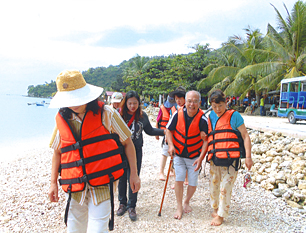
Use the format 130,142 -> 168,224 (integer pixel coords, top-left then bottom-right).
166,90 -> 208,220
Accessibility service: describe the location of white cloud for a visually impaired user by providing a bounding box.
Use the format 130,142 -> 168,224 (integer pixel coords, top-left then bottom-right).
0,0 -> 299,94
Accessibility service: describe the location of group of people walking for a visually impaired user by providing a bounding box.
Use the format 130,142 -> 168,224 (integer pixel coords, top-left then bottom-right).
48,70 -> 253,232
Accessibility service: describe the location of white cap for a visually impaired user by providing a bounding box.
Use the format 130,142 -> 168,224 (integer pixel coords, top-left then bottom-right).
111,92 -> 123,103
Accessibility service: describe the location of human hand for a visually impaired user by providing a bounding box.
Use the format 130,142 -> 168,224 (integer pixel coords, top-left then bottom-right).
155,136 -> 159,140
168,145 -> 175,157
200,131 -> 207,141
48,183 -> 59,202
245,157 -> 253,170
193,158 -> 203,171
129,173 -> 141,193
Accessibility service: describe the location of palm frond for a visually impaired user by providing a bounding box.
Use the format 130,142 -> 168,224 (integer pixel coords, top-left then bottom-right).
270,3 -> 293,46
202,64 -> 218,75
197,66 -> 239,89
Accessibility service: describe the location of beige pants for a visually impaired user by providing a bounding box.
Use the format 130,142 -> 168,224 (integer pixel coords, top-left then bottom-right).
209,161 -> 238,218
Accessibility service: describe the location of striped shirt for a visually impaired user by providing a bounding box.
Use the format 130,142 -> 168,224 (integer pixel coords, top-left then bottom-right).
49,105 -> 131,205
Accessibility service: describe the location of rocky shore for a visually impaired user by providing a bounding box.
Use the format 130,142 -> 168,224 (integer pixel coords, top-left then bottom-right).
0,107 -> 305,232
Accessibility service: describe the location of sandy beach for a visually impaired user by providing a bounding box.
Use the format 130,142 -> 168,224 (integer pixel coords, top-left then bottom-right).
0,116 -> 306,232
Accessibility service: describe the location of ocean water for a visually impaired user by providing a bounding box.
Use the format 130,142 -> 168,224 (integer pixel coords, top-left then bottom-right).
0,94 -> 58,162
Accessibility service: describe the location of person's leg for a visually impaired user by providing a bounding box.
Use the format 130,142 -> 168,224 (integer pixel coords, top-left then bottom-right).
159,154 -> 167,181
183,157 -> 199,213
67,194 -> 88,233
209,161 -> 221,219
173,156 -> 186,220
212,165 -> 238,225
127,147 -> 142,220
87,199 -> 111,233
117,165 -> 128,215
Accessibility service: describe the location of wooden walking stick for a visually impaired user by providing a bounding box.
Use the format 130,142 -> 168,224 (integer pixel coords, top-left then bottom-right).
158,155 -> 173,216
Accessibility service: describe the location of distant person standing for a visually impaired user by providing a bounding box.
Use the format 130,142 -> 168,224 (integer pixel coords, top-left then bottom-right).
110,92 -> 123,110
250,98 -> 257,114
260,95 -> 266,116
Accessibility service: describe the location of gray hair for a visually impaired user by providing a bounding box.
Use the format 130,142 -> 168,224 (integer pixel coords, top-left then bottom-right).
185,90 -> 201,101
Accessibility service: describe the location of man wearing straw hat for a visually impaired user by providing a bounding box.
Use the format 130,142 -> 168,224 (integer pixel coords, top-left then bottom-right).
48,70 -> 140,232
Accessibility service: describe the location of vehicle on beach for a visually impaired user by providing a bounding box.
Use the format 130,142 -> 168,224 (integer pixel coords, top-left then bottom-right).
278,76 -> 306,124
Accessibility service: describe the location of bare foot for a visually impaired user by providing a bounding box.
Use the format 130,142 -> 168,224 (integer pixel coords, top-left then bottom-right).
211,216 -> 223,226
211,209 -> 218,218
184,180 -> 188,185
174,206 -> 183,220
171,183 -> 175,189
183,203 -> 192,213
159,173 -> 166,181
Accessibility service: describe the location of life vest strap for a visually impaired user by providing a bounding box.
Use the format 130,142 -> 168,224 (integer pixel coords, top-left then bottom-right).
174,128 -> 200,140
61,134 -> 120,154
208,147 -> 242,154
108,174 -> 115,231
208,138 -> 242,146
59,162 -> 126,186
60,147 -> 124,169
208,129 -> 242,137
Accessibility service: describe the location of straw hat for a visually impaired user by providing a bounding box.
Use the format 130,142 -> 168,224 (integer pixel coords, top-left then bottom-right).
49,70 -> 103,108
111,92 -> 123,103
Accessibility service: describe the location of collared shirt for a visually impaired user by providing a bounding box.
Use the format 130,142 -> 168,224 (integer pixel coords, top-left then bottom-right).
50,105 -> 131,205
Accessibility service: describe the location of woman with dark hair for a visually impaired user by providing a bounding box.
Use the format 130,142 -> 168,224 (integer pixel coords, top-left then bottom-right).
196,89 -> 253,226
117,90 -> 165,221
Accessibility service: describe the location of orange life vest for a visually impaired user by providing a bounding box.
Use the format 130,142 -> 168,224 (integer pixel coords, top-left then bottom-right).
207,109 -> 245,166
158,105 -> 170,129
56,102 -> 125,193
172,107 -> 204,158
56,101 -> 125,230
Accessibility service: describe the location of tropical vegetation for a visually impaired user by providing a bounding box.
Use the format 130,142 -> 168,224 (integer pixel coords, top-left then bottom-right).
28,1 -> 306,102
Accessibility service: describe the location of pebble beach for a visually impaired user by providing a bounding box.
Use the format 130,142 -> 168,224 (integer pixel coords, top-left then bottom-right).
1,115 -> 306,232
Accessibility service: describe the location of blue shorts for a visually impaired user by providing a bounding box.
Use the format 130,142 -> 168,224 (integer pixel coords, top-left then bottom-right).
173,156 -> 200,186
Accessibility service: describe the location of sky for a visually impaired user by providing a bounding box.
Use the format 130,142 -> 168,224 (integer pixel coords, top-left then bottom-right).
0,0 -> 298,95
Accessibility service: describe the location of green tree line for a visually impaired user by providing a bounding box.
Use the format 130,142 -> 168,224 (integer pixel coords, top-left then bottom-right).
28,1 -> 306,101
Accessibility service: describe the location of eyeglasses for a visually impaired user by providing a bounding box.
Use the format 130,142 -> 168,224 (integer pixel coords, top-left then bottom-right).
186,100 -> 200,104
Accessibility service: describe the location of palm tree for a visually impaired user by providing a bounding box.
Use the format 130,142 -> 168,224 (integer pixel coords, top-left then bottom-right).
197,26 -> 267,99
122,54 -> 150,94
198,1 -> 306,101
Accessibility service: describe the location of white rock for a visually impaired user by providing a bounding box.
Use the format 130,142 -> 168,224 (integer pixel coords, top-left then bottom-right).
298,180 -> 306,190
261,180 -> 275,190
278,183 -> 289,191
286,176 -> 297,187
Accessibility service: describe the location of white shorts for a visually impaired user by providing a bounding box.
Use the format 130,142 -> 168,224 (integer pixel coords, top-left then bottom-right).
162,143 -> 169,157
173,156 -> 200,186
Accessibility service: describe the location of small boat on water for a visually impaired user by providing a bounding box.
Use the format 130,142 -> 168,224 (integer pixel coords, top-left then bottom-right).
27,100 -> 49,106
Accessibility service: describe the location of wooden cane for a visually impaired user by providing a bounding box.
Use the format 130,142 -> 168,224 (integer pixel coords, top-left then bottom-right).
158,155 -> 173,216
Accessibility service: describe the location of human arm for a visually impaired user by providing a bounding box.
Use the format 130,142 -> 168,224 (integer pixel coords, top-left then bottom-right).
193,117 -> 209,171
48,149 -> 61,202
143,112 -> 165,136
121,137 -> 141,193
166,129 -> 175,157
193,138 -> 208,171
155,109 -> 162,140
237,123 -> 253,170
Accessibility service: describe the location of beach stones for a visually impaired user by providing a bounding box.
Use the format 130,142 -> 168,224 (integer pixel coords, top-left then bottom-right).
246,130 -> 306,208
